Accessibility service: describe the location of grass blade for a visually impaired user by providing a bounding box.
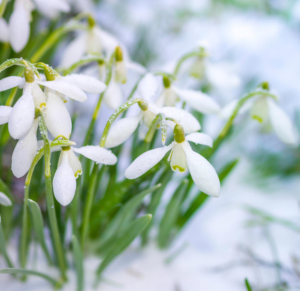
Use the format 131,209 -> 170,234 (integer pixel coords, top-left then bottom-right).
0,268 -> 60,287
158,180 -> 188,248
245,278 -> 253,291
72,235 -> 84,291
28,199 -> 52,265
96,214 -> 152,277
0,216 -> 14,268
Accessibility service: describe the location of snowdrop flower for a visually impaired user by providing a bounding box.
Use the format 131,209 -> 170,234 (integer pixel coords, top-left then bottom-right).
53,146 -> 117,206
156,76 -> 220,115
125,124 -> 220,197
102,47 -> 145,110
0,18 -> 9,44
220,90 -> 299,146
7,0 -> 69,52
11,118 -> 38,178
60,16 -> 119,68
0,192 -> 12,206
105,100 -> 201,148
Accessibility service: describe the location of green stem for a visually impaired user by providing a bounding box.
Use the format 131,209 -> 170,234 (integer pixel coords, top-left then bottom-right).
99,98 -> 143,147
39,113 -> 68,281
204,90 -> 277,159
0,0 -> 8,18
80,165 -> 98,248
173,50 -> 206,77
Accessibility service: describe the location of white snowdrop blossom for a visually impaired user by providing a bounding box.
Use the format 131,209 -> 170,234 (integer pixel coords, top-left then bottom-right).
0,192 -> 12,206
6,0 -> 70,52
220,93 -> 299,145
11,118 -> 38,178
53,146 -> 117,206
125,125 -> 220,197
105,101 -> 201,148
60,17 -> 119,68
156,76 -> 220,115
0,70 -> 106,140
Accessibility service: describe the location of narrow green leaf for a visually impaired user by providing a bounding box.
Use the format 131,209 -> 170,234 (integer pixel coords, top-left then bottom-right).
158,180 -> 188,248
96,215 -> 152,277
0,268 -> 59,286
28,199 -> 52,264
72,235 -> 84,291
0,216 -> 14,268
141,168 -> 173,245
96,184 -> 161,250
245,278 -> 253,291
178,158 -> 239,228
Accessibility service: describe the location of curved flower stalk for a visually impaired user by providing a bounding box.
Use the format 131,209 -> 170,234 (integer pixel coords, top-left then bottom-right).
125,124 -> 220,197
53,146 -> 117,206
220,87 -> 299,145
2,0 -> 70,52
105,100 -> 200,148
156,76 -> 220,115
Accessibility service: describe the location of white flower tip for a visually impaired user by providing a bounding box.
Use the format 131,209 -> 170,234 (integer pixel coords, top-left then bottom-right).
0,192 -> 12,206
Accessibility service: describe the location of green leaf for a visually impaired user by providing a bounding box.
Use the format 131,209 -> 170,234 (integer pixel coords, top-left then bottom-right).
141,168 -> 173,245
0,268 -> 60,287
0,216 -> 14,268
96,215 -> 152,277
72,235 -> 84,291
28,199 -> 52,264
158,180 -> 188,248
178,158 -> 239,228
245,278 -> 253,291
96,184 -> 161,251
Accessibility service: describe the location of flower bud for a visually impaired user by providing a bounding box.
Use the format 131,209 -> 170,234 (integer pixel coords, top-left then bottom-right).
163,76 -> 171,88
88,15 -> 96,29
138,100 -> 148,111
44,66 -> 56,81
24,67 -> 35,83
173,124 -> 185,143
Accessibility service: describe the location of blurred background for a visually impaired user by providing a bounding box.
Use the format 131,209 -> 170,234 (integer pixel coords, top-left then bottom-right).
81,1 -> 300,290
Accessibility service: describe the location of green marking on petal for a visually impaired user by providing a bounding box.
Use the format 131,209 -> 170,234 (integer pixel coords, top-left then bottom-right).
171,165 -> 186,172
252,115 -> 263,123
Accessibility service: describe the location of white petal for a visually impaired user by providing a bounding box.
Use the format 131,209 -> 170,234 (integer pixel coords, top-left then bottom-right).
44,92 -> 72,139
59,33 -> 87,68
72,146 -> 117,165
87,29 -> 102,54
53,151 -> 76,206
67,149 -> 82,177
173,87 -> 220,114
34,0 -> 70,18
268,99 -> 299,145
8,86 -> 35,139
115,61 -> 127,84
138,73 -> 158,101
126,61 -> 147,74
0,192 -> 12,206
186,132 -> 213,147
0,76 -> 25,92
182,142 -> 220,197
0,18 -> 9,43
9,2 -> 30,52
63,74 -> 106,94
105,115 -> 141,148
125,144 -> 173,179
161,107 -> 201,134
169,143 -> 187,172
37,79 -> 87,102
103,81 -> 123,110
31,82 -> 47,109
251,97 -> 269,123
0,106 -> 12,125
11,119 -> 38,178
